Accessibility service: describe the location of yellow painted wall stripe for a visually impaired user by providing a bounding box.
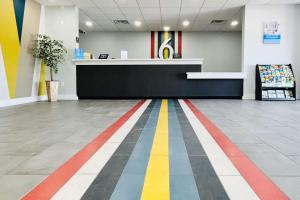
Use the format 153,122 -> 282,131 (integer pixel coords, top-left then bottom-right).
0,0 -> 21,98
38,61 -> 46,96
163,31 -> 169,59
141,99 -> 170,200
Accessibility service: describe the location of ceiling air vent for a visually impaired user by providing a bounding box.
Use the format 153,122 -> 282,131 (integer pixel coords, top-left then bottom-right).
79,29 -> 86,34
210,20 -> 227,25
113,20 -> 130,25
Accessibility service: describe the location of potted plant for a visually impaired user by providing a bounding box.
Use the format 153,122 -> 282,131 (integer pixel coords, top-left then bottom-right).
32,34 -> 67,102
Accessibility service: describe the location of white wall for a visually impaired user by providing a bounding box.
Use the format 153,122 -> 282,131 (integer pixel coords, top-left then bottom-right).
79,32 -> 150,59
242,5 -> 299,99
0,45 -> 9,100
293,5 -> 300,98
44,6 -> 79,99
182,32 -> 242,72
79,31 -> 242,72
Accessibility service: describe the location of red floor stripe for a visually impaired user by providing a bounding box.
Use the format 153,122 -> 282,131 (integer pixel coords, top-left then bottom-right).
184,99 -> 289,200
22,100 -> 146,200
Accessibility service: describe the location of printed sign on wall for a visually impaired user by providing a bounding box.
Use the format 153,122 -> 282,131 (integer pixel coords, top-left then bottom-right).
263,22 -> 281,44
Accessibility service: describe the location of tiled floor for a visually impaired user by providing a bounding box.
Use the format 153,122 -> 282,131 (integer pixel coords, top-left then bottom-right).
191,99 -> 300,200
0,99 -> 299,199
0,100 -> 138,200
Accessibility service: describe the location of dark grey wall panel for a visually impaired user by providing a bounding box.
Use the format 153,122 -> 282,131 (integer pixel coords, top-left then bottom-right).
76,65 -> 243,99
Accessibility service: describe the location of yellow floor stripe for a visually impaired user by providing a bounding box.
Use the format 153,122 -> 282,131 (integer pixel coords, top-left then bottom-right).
141,99 -> 169,200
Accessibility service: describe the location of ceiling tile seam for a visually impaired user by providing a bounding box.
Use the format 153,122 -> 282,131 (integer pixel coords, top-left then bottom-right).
89,0 -> 120,31
135,0 -> 150,31
190,0 -> 206,31
159,0 -> 163,29
224,7 -> 244,31
176,0 -> 183,30
68,0 -> 105,31
222,0 -> 251,31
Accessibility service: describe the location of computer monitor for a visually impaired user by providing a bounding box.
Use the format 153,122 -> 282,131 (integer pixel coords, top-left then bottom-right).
173,53 -> 182,59
99,54 -> 109,59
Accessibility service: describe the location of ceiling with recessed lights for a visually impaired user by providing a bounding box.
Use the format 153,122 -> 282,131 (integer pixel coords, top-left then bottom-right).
35,0 -> 300,32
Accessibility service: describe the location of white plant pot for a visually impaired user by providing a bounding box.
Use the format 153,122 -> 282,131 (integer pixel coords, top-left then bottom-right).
46,81 -> 59,102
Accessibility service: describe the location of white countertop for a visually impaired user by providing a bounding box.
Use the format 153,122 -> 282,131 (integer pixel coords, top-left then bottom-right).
186,72 -> 247,79
73,58 -> 204,65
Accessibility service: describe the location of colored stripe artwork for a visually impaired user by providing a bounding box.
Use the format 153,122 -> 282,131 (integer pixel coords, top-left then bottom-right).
13,0 -> 26,42
178,31 -> 182,56
150,31 -> 182,59
0,0 -> 42,100
151,31 -> 155,59
21,99 -> 290,200
0,0 -> 21,98
163,31 -> 170,59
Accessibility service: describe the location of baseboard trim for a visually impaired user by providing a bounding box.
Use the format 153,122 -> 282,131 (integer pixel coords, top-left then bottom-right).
242,93 -> 255,100
0,94 -> 79,108
0,95 -> 47,108
58,95 -> 79,101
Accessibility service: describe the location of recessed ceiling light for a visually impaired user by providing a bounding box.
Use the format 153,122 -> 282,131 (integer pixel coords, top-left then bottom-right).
163,26 -> 170,31
231,20 -> 239,27
182,20 -> 190,26
85,21 -> 93,27
134,21 -> 142,27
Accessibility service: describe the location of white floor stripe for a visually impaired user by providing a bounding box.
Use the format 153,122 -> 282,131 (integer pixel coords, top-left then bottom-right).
77,142 -> 120,175
51,100 -> 151,200
51,175 -> 95,200
219,176 -> 260,200
178,100 -> 259,200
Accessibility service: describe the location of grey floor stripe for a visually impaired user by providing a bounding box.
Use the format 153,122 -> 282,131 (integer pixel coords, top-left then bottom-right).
168,100 -> 200,200
175,100 -> 230,200
109,100 -> 162,200
81,101 -> 156,200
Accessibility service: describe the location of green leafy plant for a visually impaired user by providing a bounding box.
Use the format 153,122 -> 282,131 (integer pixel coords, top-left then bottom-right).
32,34 -> 67,81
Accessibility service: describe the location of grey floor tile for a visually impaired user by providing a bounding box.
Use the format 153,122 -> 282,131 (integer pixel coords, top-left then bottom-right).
9,142 -> 87,175
272,177 -> 300,200
257,133 -> 300,156
236,143 -> 279,154
247,152 -> 300,176
0,156 -> 30,175
0,175 -> 47,200
288,156 -> 300,166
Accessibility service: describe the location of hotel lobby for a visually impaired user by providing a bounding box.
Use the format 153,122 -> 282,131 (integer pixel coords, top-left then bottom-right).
0,0 -> 300,199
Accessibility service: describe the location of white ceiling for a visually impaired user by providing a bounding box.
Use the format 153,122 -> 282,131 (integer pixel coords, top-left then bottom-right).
35,0 -> 300,32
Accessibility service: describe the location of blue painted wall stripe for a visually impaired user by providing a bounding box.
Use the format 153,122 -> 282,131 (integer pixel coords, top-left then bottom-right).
13,0 -> 25,42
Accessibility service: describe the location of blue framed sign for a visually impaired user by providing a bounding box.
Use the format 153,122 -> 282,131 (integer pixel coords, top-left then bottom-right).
263,22 -> 281,44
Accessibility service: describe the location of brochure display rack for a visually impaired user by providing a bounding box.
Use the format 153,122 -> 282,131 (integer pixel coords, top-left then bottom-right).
256,64 -> 296,101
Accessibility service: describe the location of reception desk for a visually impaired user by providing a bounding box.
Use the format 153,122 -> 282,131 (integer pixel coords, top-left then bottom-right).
73,59 -> 245,99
